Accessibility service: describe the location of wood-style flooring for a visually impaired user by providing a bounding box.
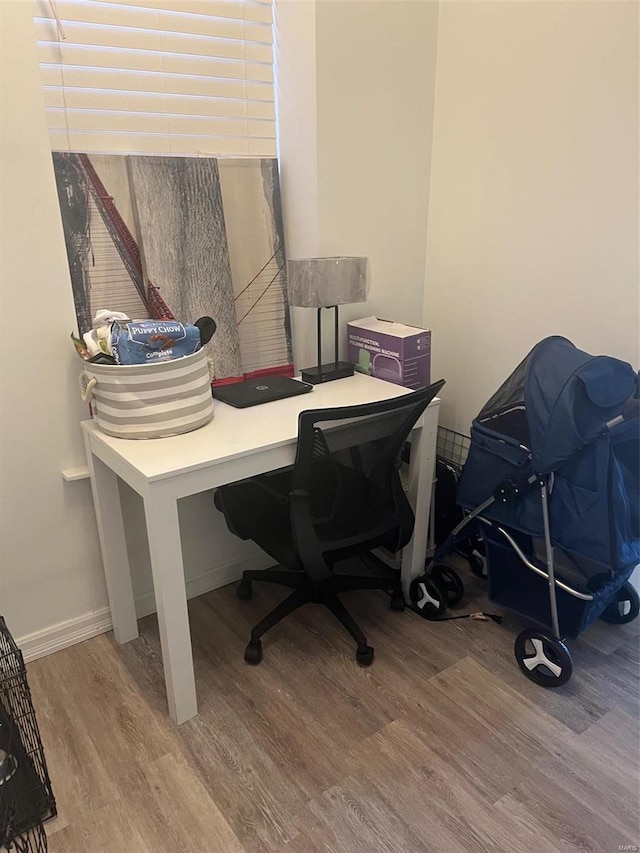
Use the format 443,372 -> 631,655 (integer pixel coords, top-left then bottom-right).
27,566 -> 639,853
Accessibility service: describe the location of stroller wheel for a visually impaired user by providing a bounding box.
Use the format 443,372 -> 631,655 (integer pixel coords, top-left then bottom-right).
468,552 -> 487,580
409,575 -> 447,620
514,629 -> 572,688
600,582 -> 640,624
431,563 -> 464,606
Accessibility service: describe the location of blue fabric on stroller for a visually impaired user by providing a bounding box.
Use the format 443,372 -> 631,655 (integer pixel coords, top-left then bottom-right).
454,336 -> 639,644
458,337 -> 638,565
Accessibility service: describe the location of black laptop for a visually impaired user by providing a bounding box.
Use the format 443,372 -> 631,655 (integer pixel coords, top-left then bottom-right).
212,375 -> 314,408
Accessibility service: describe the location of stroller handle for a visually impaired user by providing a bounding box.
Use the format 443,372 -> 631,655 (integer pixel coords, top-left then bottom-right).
606,394 -> 640,430
622,395 -> 640,420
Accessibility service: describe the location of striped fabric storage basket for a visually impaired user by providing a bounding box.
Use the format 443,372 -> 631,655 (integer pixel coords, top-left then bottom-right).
79,349 -> 214,439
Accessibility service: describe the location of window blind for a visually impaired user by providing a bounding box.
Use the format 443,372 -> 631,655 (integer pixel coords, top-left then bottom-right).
33,0 -> 276,156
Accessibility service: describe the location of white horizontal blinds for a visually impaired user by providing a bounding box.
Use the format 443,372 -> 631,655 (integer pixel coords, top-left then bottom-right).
34,0 -> 276,156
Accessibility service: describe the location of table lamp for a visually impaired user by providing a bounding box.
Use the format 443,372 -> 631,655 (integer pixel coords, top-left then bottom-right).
287,256 -> 368,384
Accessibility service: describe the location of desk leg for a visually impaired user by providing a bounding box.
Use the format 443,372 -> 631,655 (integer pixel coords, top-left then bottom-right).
84,434 -> 138,644
402,401 -> 439,597
143,488 -> 197,725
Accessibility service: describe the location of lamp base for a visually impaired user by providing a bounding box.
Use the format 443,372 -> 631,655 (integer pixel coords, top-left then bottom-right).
301,361 -> 355,385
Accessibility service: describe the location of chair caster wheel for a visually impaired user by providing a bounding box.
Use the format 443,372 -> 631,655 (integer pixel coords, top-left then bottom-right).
244,640 -> 262,665
237,579 -> 253,600
468,552 -> 487,580
390,589 -> 406,611
356,645 -> 374,666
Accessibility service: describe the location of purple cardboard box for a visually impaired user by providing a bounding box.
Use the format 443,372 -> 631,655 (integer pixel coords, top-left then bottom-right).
347,316 -> 431,390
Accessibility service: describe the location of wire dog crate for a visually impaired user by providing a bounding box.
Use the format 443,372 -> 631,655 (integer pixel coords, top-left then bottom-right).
0,617 -> 55,852
436,426 -> 471,473
0,725 -> 48,853
432,426 -> 486,579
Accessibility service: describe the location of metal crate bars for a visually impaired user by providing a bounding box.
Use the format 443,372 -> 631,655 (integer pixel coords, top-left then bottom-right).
0,617 -> 55,853
436,426 -> 471,473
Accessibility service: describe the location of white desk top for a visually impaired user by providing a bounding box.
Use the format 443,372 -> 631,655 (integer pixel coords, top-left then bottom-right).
82,372 -> 436,483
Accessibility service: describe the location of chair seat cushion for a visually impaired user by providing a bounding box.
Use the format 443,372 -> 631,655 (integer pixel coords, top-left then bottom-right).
216,464 -> 404,571
216,473 -> 303,571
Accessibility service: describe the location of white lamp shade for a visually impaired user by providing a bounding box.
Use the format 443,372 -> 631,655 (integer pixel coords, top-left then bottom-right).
287,256 -> 368,308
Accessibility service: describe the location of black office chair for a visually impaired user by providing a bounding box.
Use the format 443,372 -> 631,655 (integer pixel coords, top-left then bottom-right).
214,380 -> 445,666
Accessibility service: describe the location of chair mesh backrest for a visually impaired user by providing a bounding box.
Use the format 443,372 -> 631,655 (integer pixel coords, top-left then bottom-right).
292,382 -> 445,549
307,409 -> 411,519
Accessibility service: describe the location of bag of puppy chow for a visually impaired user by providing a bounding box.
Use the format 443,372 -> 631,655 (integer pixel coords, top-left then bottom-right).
110,319 -> 201,365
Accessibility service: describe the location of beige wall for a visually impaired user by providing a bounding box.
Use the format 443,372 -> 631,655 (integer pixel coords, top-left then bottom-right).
278,0 -> 440,371
276,0 -> 319,260
316,0 -> 439,326
0,0 -> 108,638
275,0 -> 321,368
425,0 -> 639,433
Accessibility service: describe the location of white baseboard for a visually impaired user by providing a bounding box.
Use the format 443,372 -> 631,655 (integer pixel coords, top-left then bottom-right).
18,551 -> 271,663
18,609 -> 115,663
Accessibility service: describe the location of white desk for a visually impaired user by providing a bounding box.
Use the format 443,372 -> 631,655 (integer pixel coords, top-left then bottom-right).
82,373 -> 440,724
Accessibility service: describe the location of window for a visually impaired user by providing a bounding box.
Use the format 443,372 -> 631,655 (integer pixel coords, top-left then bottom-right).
33,0 -> 276,156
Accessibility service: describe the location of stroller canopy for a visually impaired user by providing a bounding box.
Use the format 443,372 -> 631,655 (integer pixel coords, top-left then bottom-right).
478,336 -> 637,473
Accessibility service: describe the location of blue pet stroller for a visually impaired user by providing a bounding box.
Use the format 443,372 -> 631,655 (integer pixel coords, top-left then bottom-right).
409,336 -> 640,686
